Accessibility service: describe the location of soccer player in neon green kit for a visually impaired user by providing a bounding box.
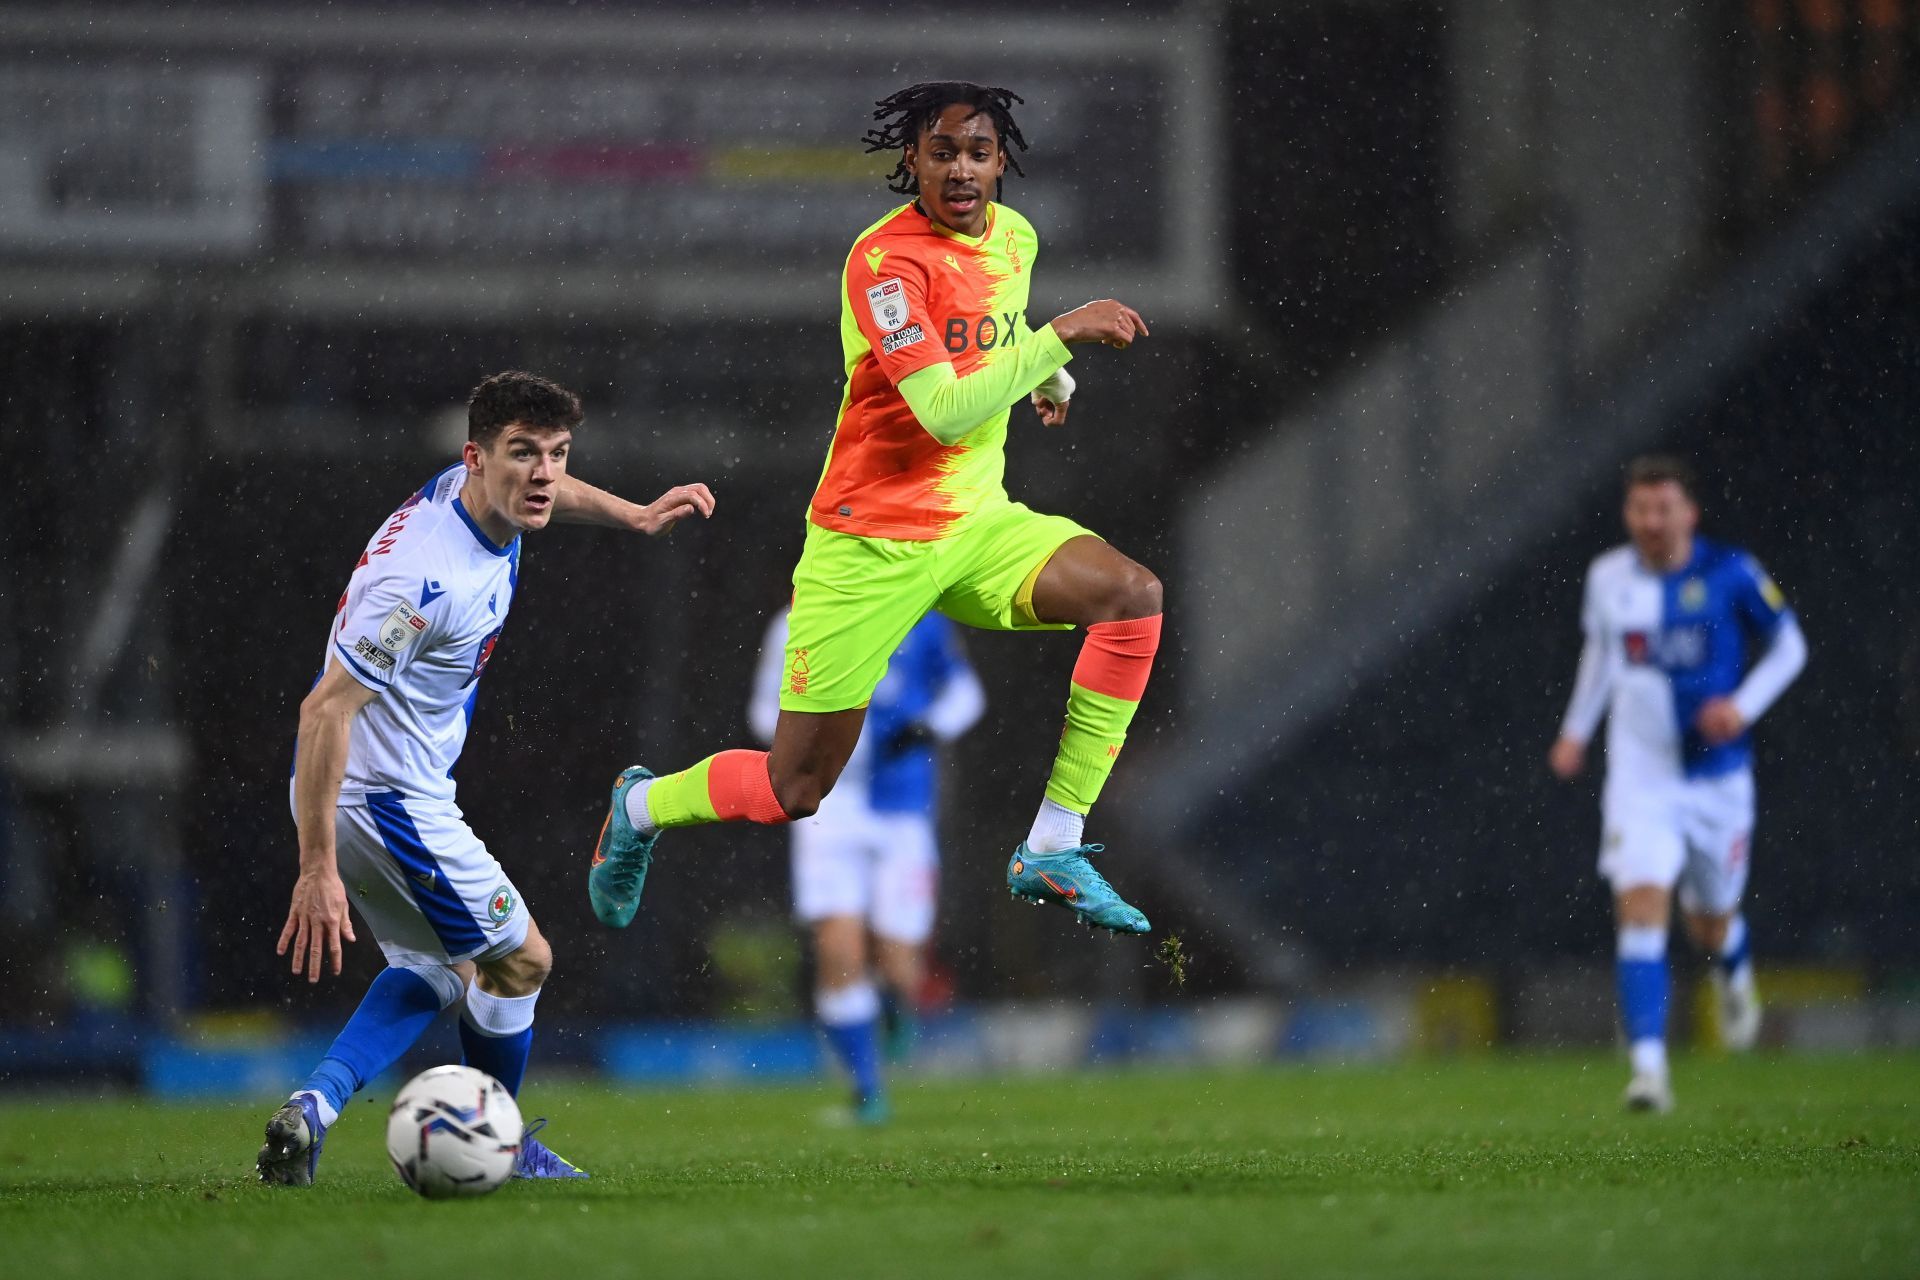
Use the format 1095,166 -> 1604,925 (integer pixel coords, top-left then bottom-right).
591,82 -> 1162,936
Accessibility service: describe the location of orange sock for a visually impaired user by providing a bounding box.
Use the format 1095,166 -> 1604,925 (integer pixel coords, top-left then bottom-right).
645,748 -> 790,828
708,749 -> 790,824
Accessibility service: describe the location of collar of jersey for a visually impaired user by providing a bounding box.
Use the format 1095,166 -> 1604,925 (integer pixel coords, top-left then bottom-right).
451,495 -> 518,557
1636,535 -> 1700,579
911,200 -> 995,247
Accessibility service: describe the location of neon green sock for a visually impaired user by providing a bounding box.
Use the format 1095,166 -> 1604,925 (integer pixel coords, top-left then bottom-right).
644,755 -> 721,829
1043,682 -> 1138,813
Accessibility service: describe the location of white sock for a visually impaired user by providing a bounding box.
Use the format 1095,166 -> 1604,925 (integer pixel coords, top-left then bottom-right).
1629,1038 -> 1668,1078
1026,798 -> 1085,853
292,1089 -> 340,1128
463,982 -> 541,1037
623,778 -> 658,835
815,981 -> 881,1027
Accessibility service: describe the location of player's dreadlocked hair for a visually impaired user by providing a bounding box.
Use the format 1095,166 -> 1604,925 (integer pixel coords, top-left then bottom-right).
863,81 -> 1029,197
467,370 -> 584,448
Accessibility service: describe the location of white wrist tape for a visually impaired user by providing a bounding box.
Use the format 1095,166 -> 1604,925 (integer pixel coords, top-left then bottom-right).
1034,367 -> 1076,403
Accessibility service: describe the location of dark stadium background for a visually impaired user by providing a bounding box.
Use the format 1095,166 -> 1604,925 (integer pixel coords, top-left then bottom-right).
0,0 -> 1914,1061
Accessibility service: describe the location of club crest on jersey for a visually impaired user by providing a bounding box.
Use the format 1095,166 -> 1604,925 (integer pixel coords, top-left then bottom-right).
1679,577 -> 1706,611
866,278 -> 909,332
464,627 -> 502,688
379,603 -> 429,653
488,884 -> 516,925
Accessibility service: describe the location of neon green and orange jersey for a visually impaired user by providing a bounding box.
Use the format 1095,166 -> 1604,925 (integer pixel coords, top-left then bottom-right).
811,200 -> 1067,541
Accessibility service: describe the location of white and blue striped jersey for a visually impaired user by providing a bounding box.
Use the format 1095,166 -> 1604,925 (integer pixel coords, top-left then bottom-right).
1560,537 -> 1806,786
318,462 -> 519,804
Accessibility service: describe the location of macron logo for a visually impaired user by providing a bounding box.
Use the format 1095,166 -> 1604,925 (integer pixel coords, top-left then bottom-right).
419,580 -> 446,608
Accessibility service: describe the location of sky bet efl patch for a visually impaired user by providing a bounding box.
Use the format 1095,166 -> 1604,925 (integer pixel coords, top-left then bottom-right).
379,602 -> 429,653
866,278 -> 909,332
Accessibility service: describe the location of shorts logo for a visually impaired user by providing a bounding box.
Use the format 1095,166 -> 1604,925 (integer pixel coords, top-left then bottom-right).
788,648 -> 811,697
881,323 -> 925,354
866,278 -> 909,332
380,602 -> 429,653
353,636 -> 397,672
488,884 -> 516,925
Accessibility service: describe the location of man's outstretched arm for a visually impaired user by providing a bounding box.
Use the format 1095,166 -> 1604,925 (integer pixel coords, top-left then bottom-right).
281,659 -> 379,982
554,475 -> 716,534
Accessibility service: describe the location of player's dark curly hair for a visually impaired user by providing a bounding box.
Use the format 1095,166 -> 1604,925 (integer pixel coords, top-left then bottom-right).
466,370 -> 584,448
863,81 -> 1029,197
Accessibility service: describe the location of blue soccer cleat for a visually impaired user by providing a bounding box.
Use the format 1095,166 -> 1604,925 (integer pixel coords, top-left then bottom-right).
513,1118 -> 590,1179
589,765 -> 657,928
256,1092 -> 327,1187
1006,842 -> 1150,935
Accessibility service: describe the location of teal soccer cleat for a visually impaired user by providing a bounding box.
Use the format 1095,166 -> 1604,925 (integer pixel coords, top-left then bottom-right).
588,765 -> 657,928
1006,842 -> 1150,935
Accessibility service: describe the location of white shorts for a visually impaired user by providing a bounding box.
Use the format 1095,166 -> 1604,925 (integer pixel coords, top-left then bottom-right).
790,804 -> 938,944
1599,768 -> 1755,916
296,786 -> 531,968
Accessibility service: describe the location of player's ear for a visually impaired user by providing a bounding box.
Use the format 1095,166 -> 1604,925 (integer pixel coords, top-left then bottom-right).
463,438 -> 484,471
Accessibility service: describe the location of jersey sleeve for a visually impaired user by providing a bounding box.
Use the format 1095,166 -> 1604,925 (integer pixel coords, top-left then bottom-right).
331,566 -> 443,693
846,249 -> 948,384
1732,554 -> 1793,635
1728,555 -> 1806,723
746,612 -> 788,744
923,621 -> 986,741
1559,562 -> 1613,743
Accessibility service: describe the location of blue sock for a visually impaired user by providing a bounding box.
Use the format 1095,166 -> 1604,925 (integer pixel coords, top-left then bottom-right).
460,1021 -> 534,1097
817,982 -> 884,1103
821,1018 -> 882,1103
1717,915 -> 1751,978
1615,924 -> 1670,1046
299,967 -> 444,1118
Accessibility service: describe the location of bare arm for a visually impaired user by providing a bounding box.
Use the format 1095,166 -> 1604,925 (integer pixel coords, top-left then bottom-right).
279,658 -> 379,982
554,474 -> 716,535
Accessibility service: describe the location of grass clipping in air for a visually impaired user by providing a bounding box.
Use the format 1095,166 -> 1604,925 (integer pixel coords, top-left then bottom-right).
1156,933 -> 1187,990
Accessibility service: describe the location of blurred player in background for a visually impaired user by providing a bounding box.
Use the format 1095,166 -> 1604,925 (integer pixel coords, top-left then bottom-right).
592,82 -> 1164,938
749,608 -> 984,1123
258,372 -> 713,1185
1549,455 -> 1806,1113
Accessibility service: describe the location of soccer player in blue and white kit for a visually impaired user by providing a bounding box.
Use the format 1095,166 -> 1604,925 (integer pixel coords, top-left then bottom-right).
257,372 -> 714,1185
1549,456 -> 1806,1113
749,608 -> 984,1123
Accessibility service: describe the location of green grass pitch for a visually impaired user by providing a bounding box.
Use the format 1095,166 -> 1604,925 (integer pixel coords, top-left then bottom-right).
1,1055 -> 1915,1279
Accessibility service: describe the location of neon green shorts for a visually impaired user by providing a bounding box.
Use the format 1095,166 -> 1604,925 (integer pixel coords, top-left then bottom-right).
780,500 -> 1096,713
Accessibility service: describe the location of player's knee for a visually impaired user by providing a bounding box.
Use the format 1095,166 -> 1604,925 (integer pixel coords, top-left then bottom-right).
1689,916 -> 1730,953
484,934 -> 551,996
1103,562 -> 1162,621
